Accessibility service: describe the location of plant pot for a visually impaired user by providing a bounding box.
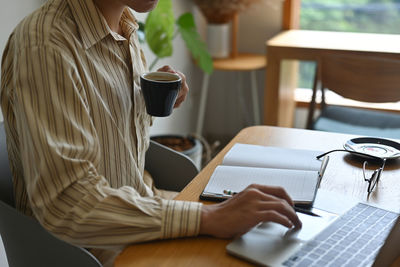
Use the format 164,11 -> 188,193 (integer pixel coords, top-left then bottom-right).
207,23 -> 231,58
196,5 -> 237,24
194,0 -> 262,24
151,135 -> 203,170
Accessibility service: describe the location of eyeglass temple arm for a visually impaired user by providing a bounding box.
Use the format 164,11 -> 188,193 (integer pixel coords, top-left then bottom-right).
316,149 -> 382,161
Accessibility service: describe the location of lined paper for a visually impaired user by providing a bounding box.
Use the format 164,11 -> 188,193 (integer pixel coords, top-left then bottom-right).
204,166 -> 319,202
222,144 -> 322,171
202,144 -> 325,204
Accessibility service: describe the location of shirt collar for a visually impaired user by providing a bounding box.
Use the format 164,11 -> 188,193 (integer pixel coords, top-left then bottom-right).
67,0 -> 138,49
121,8 -> 139,40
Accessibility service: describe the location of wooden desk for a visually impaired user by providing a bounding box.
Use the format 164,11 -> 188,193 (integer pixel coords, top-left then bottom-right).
115,126 -> 400,267
264,30 -> 400,127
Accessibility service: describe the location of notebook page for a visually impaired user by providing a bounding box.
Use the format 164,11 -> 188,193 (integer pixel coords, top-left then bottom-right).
222,144 -> 322,171
203,165 -> 319,202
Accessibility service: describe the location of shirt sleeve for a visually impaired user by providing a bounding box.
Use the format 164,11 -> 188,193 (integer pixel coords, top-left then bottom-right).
10,44 -> 202,249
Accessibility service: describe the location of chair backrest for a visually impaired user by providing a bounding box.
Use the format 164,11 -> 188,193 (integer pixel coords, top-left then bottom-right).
0,122 -> 102,267
0,122 -> 14,207
306,55 -> 400,129
320,55 -> 400,103
145,140 -> 199,192
0,201 -> 102,267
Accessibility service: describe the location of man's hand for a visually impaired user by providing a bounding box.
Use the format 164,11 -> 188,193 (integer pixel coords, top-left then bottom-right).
157,65 -> 188,108
199,184 -> 302,238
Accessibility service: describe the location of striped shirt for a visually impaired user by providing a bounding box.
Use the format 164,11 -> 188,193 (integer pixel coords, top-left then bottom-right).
0,0 -> 202,249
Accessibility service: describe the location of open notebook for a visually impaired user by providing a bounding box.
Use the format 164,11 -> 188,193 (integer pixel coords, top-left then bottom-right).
200,144 -> 329,205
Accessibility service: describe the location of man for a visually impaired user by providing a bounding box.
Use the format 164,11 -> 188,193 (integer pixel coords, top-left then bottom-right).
1,0 -> 301,265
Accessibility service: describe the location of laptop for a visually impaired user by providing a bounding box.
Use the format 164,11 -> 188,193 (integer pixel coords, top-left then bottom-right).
226,191 -> 400,267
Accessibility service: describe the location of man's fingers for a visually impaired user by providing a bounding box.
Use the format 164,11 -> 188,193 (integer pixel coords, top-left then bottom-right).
200,187 -> 303,238
176,70 -> 186,83
252,200 -> 301,228
157,65 -> 175,73
154,66 -> 188,108
267,201 -> 302,228
246,184 -> 295,206
174,95 -> 185,107
173,71 -> 188,108
257,210 -> 295,229
236,187 -> 301,228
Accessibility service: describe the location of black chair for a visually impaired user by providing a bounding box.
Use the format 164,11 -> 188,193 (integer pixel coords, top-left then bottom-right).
145,139 -> 199,192
0,122 -> 102,267
306,55 -> 400,139
0,122 -> 199,267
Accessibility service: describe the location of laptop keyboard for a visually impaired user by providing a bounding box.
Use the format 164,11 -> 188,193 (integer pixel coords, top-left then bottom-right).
283,203 -> 398,267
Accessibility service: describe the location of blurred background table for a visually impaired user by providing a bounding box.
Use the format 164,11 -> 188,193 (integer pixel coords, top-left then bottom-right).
264,30 -> 400,127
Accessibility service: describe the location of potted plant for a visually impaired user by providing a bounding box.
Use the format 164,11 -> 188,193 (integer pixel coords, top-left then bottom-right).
138,0 -> 213,73
193,0 -> 281,58
194,0 -> 264,24
139,0 -> 213,168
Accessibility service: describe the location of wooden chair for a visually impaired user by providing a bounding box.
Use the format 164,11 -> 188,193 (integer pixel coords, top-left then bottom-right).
306,55 -> 400,139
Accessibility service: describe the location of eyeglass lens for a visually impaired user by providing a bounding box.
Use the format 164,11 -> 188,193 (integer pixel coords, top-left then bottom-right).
363,161 -> 380,193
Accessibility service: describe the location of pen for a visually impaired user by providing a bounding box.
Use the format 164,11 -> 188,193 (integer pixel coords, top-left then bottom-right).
223,189 -> 237,196
317,155 -> 330,188
294,207 -> 321,217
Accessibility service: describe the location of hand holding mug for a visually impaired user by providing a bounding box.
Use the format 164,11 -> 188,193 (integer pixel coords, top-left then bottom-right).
140,70 -> 181,117
140,66 -> 189,117
156,65 -> 189,108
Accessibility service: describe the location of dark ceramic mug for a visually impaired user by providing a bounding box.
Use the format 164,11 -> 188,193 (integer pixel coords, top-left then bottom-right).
140,72 -> 182,117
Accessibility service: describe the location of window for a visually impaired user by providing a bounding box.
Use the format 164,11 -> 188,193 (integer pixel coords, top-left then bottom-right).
298,0 -> 400,89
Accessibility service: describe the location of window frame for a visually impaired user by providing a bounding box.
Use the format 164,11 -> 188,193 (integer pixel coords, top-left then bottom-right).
285,0 -> 400,114
282,0 -> 301,30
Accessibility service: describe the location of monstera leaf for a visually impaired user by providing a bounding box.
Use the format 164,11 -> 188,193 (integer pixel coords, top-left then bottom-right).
177,13 -> 213,74
145,0 -> 174,58
144,0 -> 213,73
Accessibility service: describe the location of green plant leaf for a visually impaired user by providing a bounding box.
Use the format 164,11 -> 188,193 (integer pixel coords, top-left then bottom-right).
145,0 -> 174,58
177,13 -> 213,74
137,21 -> 145,44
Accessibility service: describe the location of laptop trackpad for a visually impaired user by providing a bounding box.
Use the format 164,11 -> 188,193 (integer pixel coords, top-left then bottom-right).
257,210 -> 337,241
227,211 -> 337,266
227,229 -> 301,266
285,210 -> 337,241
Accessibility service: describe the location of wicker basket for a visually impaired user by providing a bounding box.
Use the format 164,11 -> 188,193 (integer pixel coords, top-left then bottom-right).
194,0 -> 262,24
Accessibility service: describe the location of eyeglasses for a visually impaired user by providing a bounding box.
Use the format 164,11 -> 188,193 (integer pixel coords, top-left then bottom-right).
362,159 -> 386,194
316,149 -> 386,195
